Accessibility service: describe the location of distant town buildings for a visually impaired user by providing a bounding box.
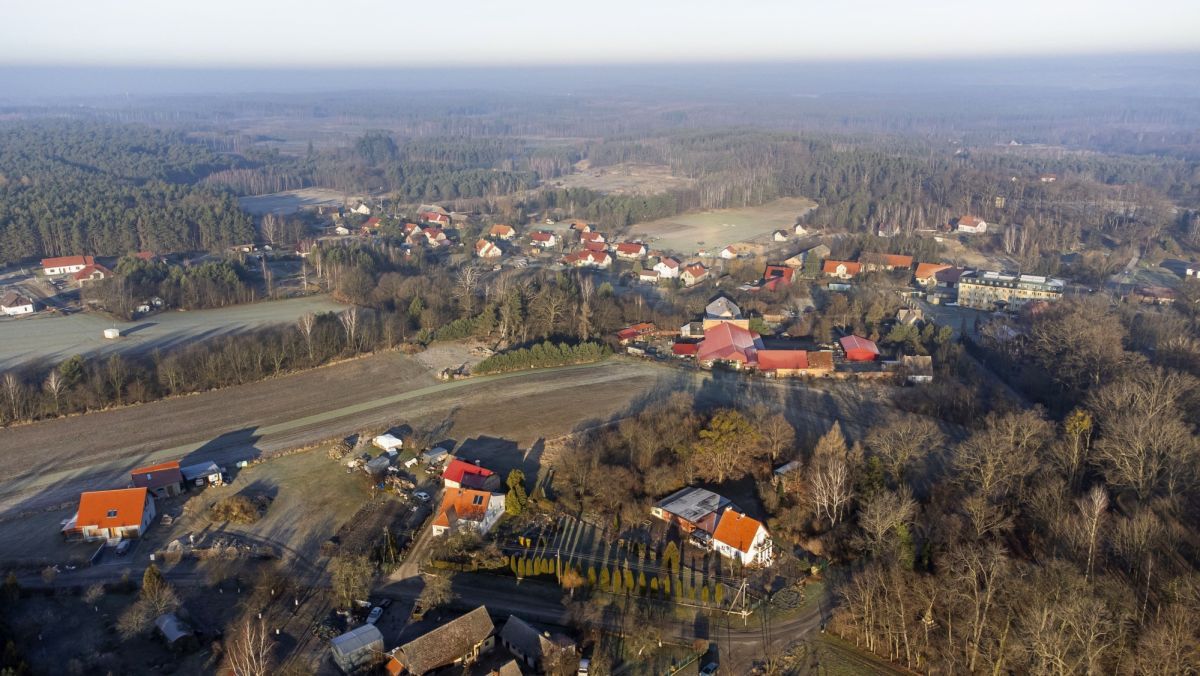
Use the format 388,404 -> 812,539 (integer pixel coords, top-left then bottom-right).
956,271 -> 1065,310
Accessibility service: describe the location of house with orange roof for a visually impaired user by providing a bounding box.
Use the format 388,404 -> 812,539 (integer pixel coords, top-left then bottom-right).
759,264 -> 795,291
431,488 -> 505,537
475,239 -> 502,259
579,231 -> 606,244
914,262 -> 953,287
859,252 -> 914,272
823,260 -> 861,279
41,255 -> 94,276
582,240 -> 607,253
712,509 -> 773,565
130,460 -> 184,498
73,263 -> 112,285
569,220 -> 592,233
420,211 -> 451,227
489,224 -> 517,240
62,487 -> 156,543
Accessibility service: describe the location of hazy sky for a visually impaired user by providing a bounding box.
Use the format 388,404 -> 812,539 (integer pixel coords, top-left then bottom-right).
3,0 -> 1199,67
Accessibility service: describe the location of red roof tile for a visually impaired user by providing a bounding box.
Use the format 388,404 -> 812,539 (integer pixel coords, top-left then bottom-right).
75,487 -> 149,530
756,350 -> 809,371
713,509 -> 764,554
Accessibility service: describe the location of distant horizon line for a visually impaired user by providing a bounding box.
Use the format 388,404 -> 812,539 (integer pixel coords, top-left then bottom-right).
2,49 -> 1198,72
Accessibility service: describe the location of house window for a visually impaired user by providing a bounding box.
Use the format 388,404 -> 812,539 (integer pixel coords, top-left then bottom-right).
472,495 -> 484,505
107,509 -> 118,518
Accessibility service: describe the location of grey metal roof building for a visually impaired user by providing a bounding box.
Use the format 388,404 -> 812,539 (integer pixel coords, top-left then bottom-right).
331,624 -> 384,673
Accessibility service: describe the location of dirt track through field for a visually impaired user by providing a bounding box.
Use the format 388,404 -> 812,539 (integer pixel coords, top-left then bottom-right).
0,352 -> 889,518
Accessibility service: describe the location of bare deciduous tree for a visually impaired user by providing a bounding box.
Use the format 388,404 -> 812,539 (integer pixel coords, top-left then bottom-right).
226,617 -> 276,676
297,312 -> 316,362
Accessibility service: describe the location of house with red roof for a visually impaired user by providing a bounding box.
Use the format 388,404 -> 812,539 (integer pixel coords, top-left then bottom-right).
423,227 -> 449,245
823,260 -> 862,279
489,224 -> 517,240
41,255 -> 94,276
955,215 -> 988,234
860,253 -> 914,272
443,459 -> 501,491
755,350 -> 809,377
420,211 -> 451,227
364,216 -> 382,230
583,240 -> 607,253
73,263 -> 112,285
569,220 -> 592,233
614,242 -> 647,260
654,257 -> 681,279
672,341 -> 700,358
712,509 -> 773,565
697,322 -> 762,368
759,264 -> 795,291
530,231 -> 557,249
574,250 -> 611,269
682,263 -> 709,287
475,239 -> 502,259
431,488 -> 505,537
840,335 -> 880,362
130,460 -> 184,498
616,322 -> 656,344
579,231 -> 606,244
61,487 -> 156,543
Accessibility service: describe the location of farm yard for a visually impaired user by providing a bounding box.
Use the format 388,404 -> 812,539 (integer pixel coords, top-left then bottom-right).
626,197 -> 818,253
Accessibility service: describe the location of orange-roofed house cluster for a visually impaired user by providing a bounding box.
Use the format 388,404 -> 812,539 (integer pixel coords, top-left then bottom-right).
651,487 -> 773,566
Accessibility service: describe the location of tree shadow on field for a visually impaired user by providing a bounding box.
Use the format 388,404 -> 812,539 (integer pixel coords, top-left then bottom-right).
182,427 -> 263,469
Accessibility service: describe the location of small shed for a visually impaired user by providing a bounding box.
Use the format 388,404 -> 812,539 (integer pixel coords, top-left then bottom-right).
373,434 -> 404,452
331,623 -> 384,674
180,461 -> 223,487
154,612 -> 197,651
839,335 -> 880,362
421,447 -> 451,466
365,455 -> 393,476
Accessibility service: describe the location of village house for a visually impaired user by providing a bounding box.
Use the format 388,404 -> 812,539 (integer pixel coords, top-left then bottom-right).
442,459 -> 501,491
422,227 -> 449,246
651,486 -> 732,534
530,231 -> 557,249
73,263 -> 112,286
772,230 -> 789,242
420,211 -> 451,227
582,240 -> 607,253
579,230 -> 606,244
785,243 -> 830,269
617,322 -> 657,344
61,487 -> 156,543
568,220 -> 592,234
860,252 -> 914,273
840,335 -> 880,362
955,215 -> 988,234
563,250 -> 612,269
654,257 -> 681,279
614,242 -> 647,260
489,224 -> 517,240
475,239 -> 503,259
0,292 -> 36,316
364,216 -> 382,231
822,260 -> 862,279
432,488 -> 505,536
793,223 -> 809,236
498,615 -> 576,673
637,269 -> 660,283
759,264 -> 795,292
914,262 -> 953,287
41,255 -> 95,276
712,508 -> 773,565
387,606 -> 495,676
351,203 -> 372,215
130,460 -> 184,499
718,245 -> 739,260
696,322 -> 762,368
682,263 -> 709,287
1185,263 -> 1199,278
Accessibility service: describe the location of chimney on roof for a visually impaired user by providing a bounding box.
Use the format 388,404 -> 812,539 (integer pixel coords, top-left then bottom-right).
474,459 -> 481,466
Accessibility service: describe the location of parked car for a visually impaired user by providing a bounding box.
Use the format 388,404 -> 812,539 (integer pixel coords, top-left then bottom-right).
366,606 -> 384,625
577,658 -> 590,675
414,491 -> 430,502
700,663 -> 719,675
115,540 -> 131,555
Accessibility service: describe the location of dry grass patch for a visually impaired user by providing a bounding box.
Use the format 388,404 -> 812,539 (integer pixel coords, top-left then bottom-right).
208,495 -> 269,525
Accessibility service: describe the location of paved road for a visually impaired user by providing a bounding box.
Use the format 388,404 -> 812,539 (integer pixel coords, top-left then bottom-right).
0,294 -> 345,369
